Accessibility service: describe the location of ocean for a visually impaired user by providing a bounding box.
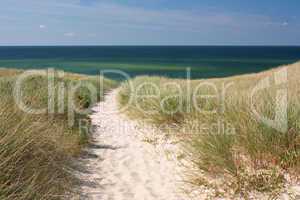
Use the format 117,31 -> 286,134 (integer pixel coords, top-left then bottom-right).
0,46 -> 299,79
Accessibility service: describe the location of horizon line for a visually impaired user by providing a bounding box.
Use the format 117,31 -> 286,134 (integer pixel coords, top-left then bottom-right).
1,44 -> 300,47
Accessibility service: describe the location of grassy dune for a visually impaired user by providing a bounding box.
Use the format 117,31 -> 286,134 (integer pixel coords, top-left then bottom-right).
118,62 -> 300,195
0,68 -> 116,199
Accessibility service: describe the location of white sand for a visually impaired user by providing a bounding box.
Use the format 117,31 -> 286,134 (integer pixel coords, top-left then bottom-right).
77,89 -> 189,200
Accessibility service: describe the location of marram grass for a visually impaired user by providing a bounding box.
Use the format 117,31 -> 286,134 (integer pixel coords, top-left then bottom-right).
0,68 -> 116,199
118,62 -> 300,195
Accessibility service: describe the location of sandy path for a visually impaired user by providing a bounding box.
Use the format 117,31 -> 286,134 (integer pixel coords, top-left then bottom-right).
77,89 -> 189,200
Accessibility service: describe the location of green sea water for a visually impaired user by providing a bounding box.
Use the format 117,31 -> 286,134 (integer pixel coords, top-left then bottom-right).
0,46 -> 299,79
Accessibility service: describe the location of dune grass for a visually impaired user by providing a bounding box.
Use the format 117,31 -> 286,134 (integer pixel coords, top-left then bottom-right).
0,68 -> 117,199
118,62 -> 300,195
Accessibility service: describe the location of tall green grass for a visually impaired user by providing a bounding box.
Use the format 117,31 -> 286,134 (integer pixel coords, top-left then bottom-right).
118,62 -> 300,194
0,68 -> 116,199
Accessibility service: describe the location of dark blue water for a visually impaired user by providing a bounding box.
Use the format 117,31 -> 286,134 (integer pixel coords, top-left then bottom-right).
0,46 -> 299,79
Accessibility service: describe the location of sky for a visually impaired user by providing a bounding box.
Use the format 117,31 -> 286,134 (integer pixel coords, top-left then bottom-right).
0,0 -> 300,45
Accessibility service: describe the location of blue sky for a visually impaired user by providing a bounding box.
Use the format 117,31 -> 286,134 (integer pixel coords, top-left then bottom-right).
0,0 -> 299,45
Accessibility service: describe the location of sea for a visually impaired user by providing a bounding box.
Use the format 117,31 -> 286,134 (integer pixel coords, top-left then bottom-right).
0,46 -> 299,79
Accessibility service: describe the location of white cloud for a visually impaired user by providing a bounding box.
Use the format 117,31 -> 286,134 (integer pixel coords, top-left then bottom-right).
1,1 -> 290,33
0,0 -> 299,45
266,21 -> 290,27
39,24 -> 46,29
64,32 -> 75,37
